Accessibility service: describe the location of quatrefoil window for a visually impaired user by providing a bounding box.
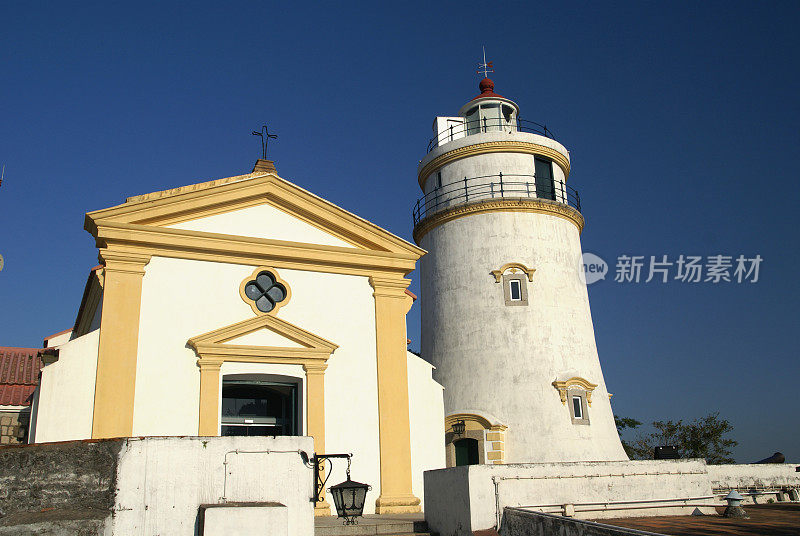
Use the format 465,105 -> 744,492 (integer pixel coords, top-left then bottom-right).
243,271 -> 287,313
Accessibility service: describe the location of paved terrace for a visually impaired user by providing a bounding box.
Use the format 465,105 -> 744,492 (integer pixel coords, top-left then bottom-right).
595,503 -> 800,536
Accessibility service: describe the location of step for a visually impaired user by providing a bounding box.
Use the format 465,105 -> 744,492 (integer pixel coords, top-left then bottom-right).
315,513 -> 429,536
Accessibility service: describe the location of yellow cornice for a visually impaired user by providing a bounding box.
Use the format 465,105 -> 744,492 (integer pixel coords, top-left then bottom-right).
93,222 -> 420,277
491,262 -> 536,283
126,171 -> 267,204
418,140 -> 571,190
552,377 -> 598,406
189,314 -> 338,351
188,314 -> 338,370
86,173 -> 425,257
413,198 -> 584,243
445,412 -> 507,431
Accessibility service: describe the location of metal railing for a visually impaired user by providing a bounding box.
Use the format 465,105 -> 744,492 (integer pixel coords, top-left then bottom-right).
427,117 -> 555,153
412,173 -> 580,226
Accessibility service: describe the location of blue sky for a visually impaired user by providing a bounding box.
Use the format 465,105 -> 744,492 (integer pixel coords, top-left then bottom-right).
1,2 -> 798,462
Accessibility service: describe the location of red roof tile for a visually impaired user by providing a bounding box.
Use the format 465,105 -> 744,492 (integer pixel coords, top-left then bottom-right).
0,347 -> 43,406
0,384 -> 36,406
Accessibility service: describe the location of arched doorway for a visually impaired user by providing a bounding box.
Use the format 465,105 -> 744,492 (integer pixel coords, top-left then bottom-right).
445,412 -> 508,467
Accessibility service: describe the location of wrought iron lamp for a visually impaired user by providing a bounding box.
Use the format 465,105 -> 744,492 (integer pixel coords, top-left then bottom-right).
452,419 -> 466,436
328,457 -> 371,525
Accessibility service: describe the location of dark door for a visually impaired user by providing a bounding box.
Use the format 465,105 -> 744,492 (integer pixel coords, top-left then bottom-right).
534,157 -> 556,201
454,438 -> 480,466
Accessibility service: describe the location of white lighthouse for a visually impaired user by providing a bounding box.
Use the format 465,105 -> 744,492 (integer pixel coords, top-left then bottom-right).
414,75 -> 627,465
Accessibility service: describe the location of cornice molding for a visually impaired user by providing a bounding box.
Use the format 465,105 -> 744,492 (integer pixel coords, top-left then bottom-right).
188,314 -> 338,372
413,198 -> 584,243
491,262 -> 536,283
126,171 -> 269,204
552,377 -> 598,406
445,412 -> 507,431
369,275 -> 412,299
418,140 -> 571,190
94,222 -> 419,278
98,249 -> 150,275
87,173 -> 425,257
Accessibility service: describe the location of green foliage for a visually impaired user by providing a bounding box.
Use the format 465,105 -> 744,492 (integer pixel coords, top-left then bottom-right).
614,415 -> 642,458
621,412 -> 738,464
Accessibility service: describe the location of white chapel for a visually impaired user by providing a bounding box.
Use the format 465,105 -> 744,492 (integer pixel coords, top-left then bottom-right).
31,158 -> 444,516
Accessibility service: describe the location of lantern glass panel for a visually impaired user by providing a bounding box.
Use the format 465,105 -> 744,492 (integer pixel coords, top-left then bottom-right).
329,478 -> 370,521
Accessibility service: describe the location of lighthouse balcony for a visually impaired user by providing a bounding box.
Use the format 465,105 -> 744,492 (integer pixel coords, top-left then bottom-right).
412,173 -> 581,227
427,117 -> 555,153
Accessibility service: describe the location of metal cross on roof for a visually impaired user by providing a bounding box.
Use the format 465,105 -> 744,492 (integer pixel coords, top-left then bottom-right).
477,46 -> 494,78
251,125 -> 278,159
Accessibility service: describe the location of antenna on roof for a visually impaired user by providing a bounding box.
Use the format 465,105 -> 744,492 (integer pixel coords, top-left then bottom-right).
477,46 -> 494,79
251,125 -> 278,159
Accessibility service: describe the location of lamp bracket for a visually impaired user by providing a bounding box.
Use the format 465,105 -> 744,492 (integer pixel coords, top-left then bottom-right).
311,453 -> 352,503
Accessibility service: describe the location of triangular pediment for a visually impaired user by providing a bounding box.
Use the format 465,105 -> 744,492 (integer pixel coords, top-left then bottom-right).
189,314 -> 337,351
187,315 -> 338,367
85,167 -> 424,256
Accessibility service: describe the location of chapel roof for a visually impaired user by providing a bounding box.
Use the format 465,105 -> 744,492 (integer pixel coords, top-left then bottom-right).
0,347 -> 43,406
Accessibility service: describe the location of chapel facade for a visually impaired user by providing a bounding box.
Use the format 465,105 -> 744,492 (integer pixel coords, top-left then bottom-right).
31,159 -> 445,515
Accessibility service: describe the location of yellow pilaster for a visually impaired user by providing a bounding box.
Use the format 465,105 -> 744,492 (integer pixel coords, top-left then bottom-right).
305,363 -> 331,516
91,250 -> 150,439
198,358 -> 223,436
369,276 -> 421,514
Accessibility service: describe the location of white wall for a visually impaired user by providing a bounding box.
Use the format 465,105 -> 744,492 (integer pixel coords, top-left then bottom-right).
707,463 -> 800,493
418,130 -> 570,192
425,459 -> 716,535
43,329 -> 73,348
407,351 -> 446,509
134,255 -> 384,512
32,329 -> 99,443
420,209 -> 626,463
111,436 -> 314,536
168,202 -> 356,248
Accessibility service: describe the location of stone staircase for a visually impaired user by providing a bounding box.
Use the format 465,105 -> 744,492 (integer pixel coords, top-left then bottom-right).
315,513 -> 434,536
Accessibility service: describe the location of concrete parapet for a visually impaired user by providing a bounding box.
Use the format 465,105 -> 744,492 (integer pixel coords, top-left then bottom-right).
0,436 -> 314,535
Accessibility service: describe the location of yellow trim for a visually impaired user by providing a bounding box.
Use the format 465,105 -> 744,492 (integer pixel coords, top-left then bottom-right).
418,140 -> 571,190
238,267 -> 292,316
188,315 -> 337,515
445,413 -> 507,465
370,276 -> 421,514
552,377 -> 598,406
83,165 -> 426,513
87,172 -> 425,257
188,314 -> 337,436
491,262 -> 536,283
91,250 -> 150,439
414,197 -> 584,243
94,222 -> 420,278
